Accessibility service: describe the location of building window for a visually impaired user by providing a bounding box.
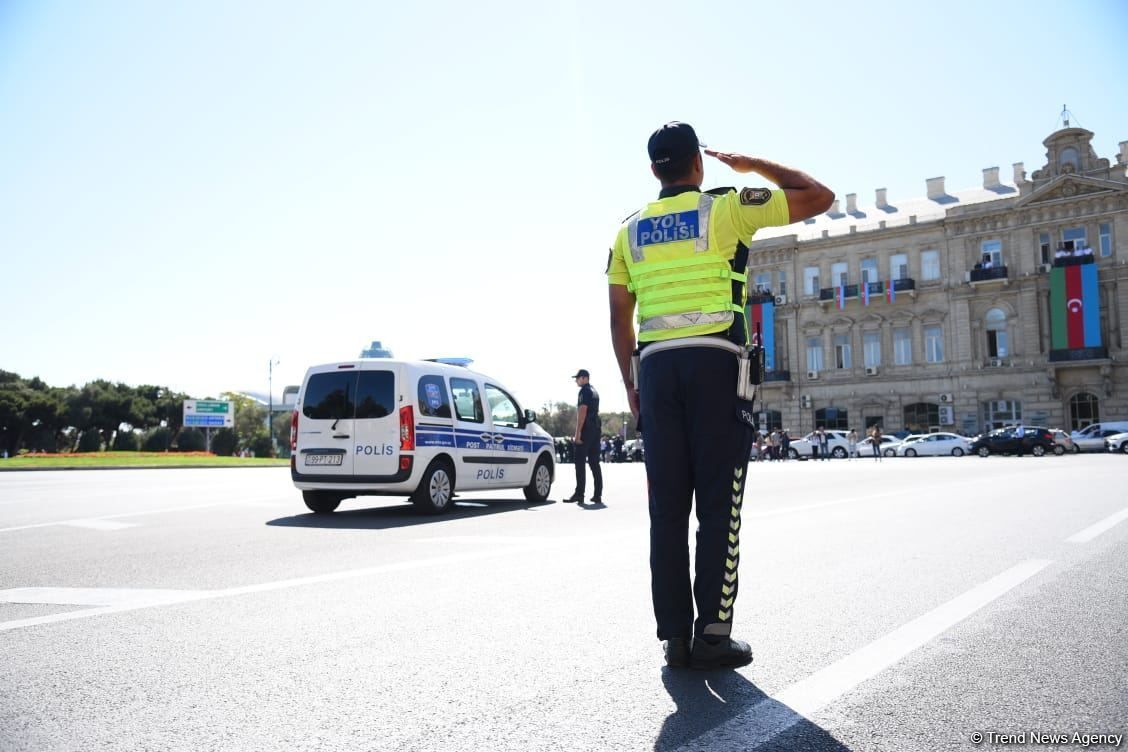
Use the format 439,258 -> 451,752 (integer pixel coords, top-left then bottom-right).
777,270 -> 788,297
1069,392 -> 1100,431
980,240 -> 1002,268
921,250 -> 940,281
831,262 -> 848,288
893,327 -> 912,365
752,272 -> 772,294
1059,147 -> 1080,172
863,331 -> 881,367
985,308 -> 1008,358
806,337 -> 823,372
814,407 -> 849,431
864,415 -> 884,430
1062,226 -> 1086,252
982,400 -> 1021,431
834,334 -> 852,369
861,258 -> 879,286
1099,223 -> 1112,258
890,253 -> 908,281
903,403 -> 940,433
1039,232 -> 1052,265
803,267 -> 820,296
924,325 -> 943,363
760,410 -> 782,432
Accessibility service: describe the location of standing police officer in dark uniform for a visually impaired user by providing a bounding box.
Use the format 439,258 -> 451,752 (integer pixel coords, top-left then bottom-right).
607,122 -> 832,669
565,369 -> 603,504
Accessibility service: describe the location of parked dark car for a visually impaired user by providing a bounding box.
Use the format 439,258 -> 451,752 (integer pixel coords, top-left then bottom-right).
969,426 -> 1056,457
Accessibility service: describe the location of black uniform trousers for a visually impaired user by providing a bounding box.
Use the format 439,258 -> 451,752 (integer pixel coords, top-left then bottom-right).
640,345 -> 754,641
573,431 -> 603,497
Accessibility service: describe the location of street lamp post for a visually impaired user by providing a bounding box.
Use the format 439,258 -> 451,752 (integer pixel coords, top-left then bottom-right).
268,358 -> 280,457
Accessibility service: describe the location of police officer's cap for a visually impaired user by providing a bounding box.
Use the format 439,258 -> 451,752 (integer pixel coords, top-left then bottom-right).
571,369 -> 590,379
648,122 -> 706,165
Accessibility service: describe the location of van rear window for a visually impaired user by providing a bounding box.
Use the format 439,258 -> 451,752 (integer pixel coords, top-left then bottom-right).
356,371 -> 395,419
303,373 -> 356,420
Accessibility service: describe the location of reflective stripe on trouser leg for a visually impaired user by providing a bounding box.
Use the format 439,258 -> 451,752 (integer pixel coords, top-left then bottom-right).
704,451 -> 750,635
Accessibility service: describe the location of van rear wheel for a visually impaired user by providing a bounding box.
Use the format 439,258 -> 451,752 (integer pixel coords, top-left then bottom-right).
524,456 -> 552,502
303,491 -> 341,514
412,459 -> 455,514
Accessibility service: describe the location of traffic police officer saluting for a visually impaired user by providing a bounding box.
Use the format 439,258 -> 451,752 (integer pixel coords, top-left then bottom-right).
607,122 -> 833,669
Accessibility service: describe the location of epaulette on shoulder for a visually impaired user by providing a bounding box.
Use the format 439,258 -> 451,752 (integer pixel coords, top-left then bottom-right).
705,186 -> 736,196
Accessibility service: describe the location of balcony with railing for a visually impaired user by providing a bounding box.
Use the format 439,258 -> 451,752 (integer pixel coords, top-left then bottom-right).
762,369 -> 791,383
1052,253 -> 1096,268
968,265 -> 1009,284
1049,347 -> 1109,363
818,279 -> 916,305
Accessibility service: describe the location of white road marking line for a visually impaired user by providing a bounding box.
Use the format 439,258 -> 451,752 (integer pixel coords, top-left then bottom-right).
61,519 -> 138,531
675,559 -> 1054,752
0,530 -> 634,633
0,587 -> 205,607
0,497 -> 284,533
1064,507 -> 1128,543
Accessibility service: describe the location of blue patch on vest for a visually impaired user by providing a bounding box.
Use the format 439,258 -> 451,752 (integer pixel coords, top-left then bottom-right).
636,211 -> 699,247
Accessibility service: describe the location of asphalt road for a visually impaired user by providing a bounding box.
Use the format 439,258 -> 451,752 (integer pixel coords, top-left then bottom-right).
1,455 -> 1126,752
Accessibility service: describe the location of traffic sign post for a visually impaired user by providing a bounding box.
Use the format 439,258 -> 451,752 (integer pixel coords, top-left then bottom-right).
183,400 -> 235,453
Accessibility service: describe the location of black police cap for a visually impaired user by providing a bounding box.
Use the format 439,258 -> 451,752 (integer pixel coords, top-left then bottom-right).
647,122 -> 706,165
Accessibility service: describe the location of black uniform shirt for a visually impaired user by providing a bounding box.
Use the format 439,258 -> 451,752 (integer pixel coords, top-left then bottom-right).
578,383 -> 601,436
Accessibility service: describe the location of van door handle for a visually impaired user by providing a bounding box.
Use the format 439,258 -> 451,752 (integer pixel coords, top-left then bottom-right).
333,434 -> 350,439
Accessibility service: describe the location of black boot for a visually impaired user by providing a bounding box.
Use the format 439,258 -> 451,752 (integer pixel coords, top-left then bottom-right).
690,637 -> 753,670
664,638 -> 691,668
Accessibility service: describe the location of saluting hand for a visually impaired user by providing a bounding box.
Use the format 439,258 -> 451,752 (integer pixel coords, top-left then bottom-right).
704,149 -> 762,174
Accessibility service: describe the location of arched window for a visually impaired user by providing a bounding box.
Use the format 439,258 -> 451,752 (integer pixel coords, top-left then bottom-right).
1069,392 -> 1099,431
814,407 -> 848,431
903,403 -> 940,433
985,308 -> 1008,359
1059,147 -> 1080,172
759,410 -> 782,431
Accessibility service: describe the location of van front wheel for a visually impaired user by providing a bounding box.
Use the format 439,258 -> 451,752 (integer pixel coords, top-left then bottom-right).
303,491 -> 341,514
525,457 -> 552,502
413,459 -> 455,514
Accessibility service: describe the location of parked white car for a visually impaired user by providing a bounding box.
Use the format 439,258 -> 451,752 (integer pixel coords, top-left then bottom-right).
858,435 -> 903,457
1070,422 -> 1128,453
1071,427 -> 1128,453
896,432 -> 971,457
1105,432 -> 1128,454
788,430 -> 850,459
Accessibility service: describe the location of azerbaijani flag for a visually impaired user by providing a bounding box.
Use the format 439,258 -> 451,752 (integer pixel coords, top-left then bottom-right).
836,285 -> 846,309
886,279 -> 896,304
1050,263 -> 1101,349
745,301 -> 776,371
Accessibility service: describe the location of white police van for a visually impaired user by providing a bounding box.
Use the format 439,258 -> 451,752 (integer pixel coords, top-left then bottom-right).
290,358 -> 555,514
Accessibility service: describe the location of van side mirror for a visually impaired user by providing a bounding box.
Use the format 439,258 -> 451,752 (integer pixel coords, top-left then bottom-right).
524,409 -> 537,424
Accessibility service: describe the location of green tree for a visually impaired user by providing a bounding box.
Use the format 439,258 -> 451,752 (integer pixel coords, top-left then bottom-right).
221,392 -> 269,456
271,411 -> 293,459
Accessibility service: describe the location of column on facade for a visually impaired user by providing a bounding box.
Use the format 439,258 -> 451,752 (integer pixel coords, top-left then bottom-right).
953,298 -> 972,363
911,317 -> 924,365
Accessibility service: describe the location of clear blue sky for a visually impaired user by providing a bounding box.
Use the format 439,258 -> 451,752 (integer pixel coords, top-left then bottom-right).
2,0 -> 1125,413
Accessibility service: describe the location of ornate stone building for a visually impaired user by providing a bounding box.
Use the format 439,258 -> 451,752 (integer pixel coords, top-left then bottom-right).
747,124 -> 1128,436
